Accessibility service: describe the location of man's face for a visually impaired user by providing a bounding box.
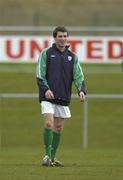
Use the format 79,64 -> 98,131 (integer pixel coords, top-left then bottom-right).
54,31 -> 68,48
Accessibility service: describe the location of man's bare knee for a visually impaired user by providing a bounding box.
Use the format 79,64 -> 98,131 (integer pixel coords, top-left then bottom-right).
45,121 -> 52,128
44,114 -> 53,128
54,125 -> 63,132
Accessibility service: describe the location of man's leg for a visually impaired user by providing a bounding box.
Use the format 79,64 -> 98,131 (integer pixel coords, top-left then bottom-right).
43,113 -> 54,158
51,117 -> 64,162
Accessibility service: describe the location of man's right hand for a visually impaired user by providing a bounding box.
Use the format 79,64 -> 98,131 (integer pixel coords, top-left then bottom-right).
45,89 -> 55,99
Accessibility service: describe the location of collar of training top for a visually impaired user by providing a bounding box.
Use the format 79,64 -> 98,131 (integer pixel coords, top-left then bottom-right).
52,43 -> 70,53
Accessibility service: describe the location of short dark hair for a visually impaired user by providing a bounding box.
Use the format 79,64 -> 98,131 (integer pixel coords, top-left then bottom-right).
53,26 -> 69,38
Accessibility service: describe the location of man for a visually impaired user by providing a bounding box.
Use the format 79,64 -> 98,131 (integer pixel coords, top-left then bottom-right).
36,26 -> 86,167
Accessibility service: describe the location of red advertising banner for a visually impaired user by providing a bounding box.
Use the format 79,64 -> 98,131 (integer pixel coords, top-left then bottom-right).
0,36 -> 123,63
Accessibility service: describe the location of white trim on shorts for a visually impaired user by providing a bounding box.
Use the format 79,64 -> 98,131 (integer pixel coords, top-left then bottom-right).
41,101 -> 71,118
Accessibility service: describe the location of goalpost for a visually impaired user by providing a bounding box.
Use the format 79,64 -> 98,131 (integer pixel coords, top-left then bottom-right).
82,94 -> 123,149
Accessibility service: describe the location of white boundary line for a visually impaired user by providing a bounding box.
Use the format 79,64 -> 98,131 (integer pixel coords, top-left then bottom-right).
0,67 -> 121,74
0,93 -> 123,99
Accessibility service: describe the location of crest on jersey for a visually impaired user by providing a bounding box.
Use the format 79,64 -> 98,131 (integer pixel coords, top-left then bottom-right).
68,56 -> 72,61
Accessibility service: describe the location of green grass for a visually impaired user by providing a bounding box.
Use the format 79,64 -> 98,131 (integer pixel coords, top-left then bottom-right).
1,147 -> 123,180
0,63 -> 123,179
1,99 -> 123,149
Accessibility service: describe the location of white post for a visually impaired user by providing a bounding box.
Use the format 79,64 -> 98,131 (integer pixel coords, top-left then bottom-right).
0,135 -> 1,149
83,99 -> 88,149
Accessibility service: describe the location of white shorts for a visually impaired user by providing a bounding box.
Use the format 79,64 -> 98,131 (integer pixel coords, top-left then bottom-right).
41,101 -> 71,118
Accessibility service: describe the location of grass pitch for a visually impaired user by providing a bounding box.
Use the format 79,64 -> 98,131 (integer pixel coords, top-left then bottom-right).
0,63 -> 123,179
1,147 -> 123,180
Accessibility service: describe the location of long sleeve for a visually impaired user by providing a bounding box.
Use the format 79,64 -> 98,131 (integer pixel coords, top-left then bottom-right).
36,48 -> 49,94
73,55 -> 86,95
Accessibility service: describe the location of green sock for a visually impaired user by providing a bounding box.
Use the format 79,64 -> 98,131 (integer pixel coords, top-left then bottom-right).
51,131 -> 61,161
43,128 -> 53,158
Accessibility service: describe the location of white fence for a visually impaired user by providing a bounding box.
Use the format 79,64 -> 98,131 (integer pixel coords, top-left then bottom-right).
0,93 -> 123,149
1,26 -> 123,32
0,26 -> 123,63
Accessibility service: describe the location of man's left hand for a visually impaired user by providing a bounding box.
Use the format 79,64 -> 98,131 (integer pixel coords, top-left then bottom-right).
79,91 -> 86,101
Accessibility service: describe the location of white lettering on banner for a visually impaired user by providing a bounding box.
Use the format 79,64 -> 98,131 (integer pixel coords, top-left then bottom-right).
0,36 -> 123,63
